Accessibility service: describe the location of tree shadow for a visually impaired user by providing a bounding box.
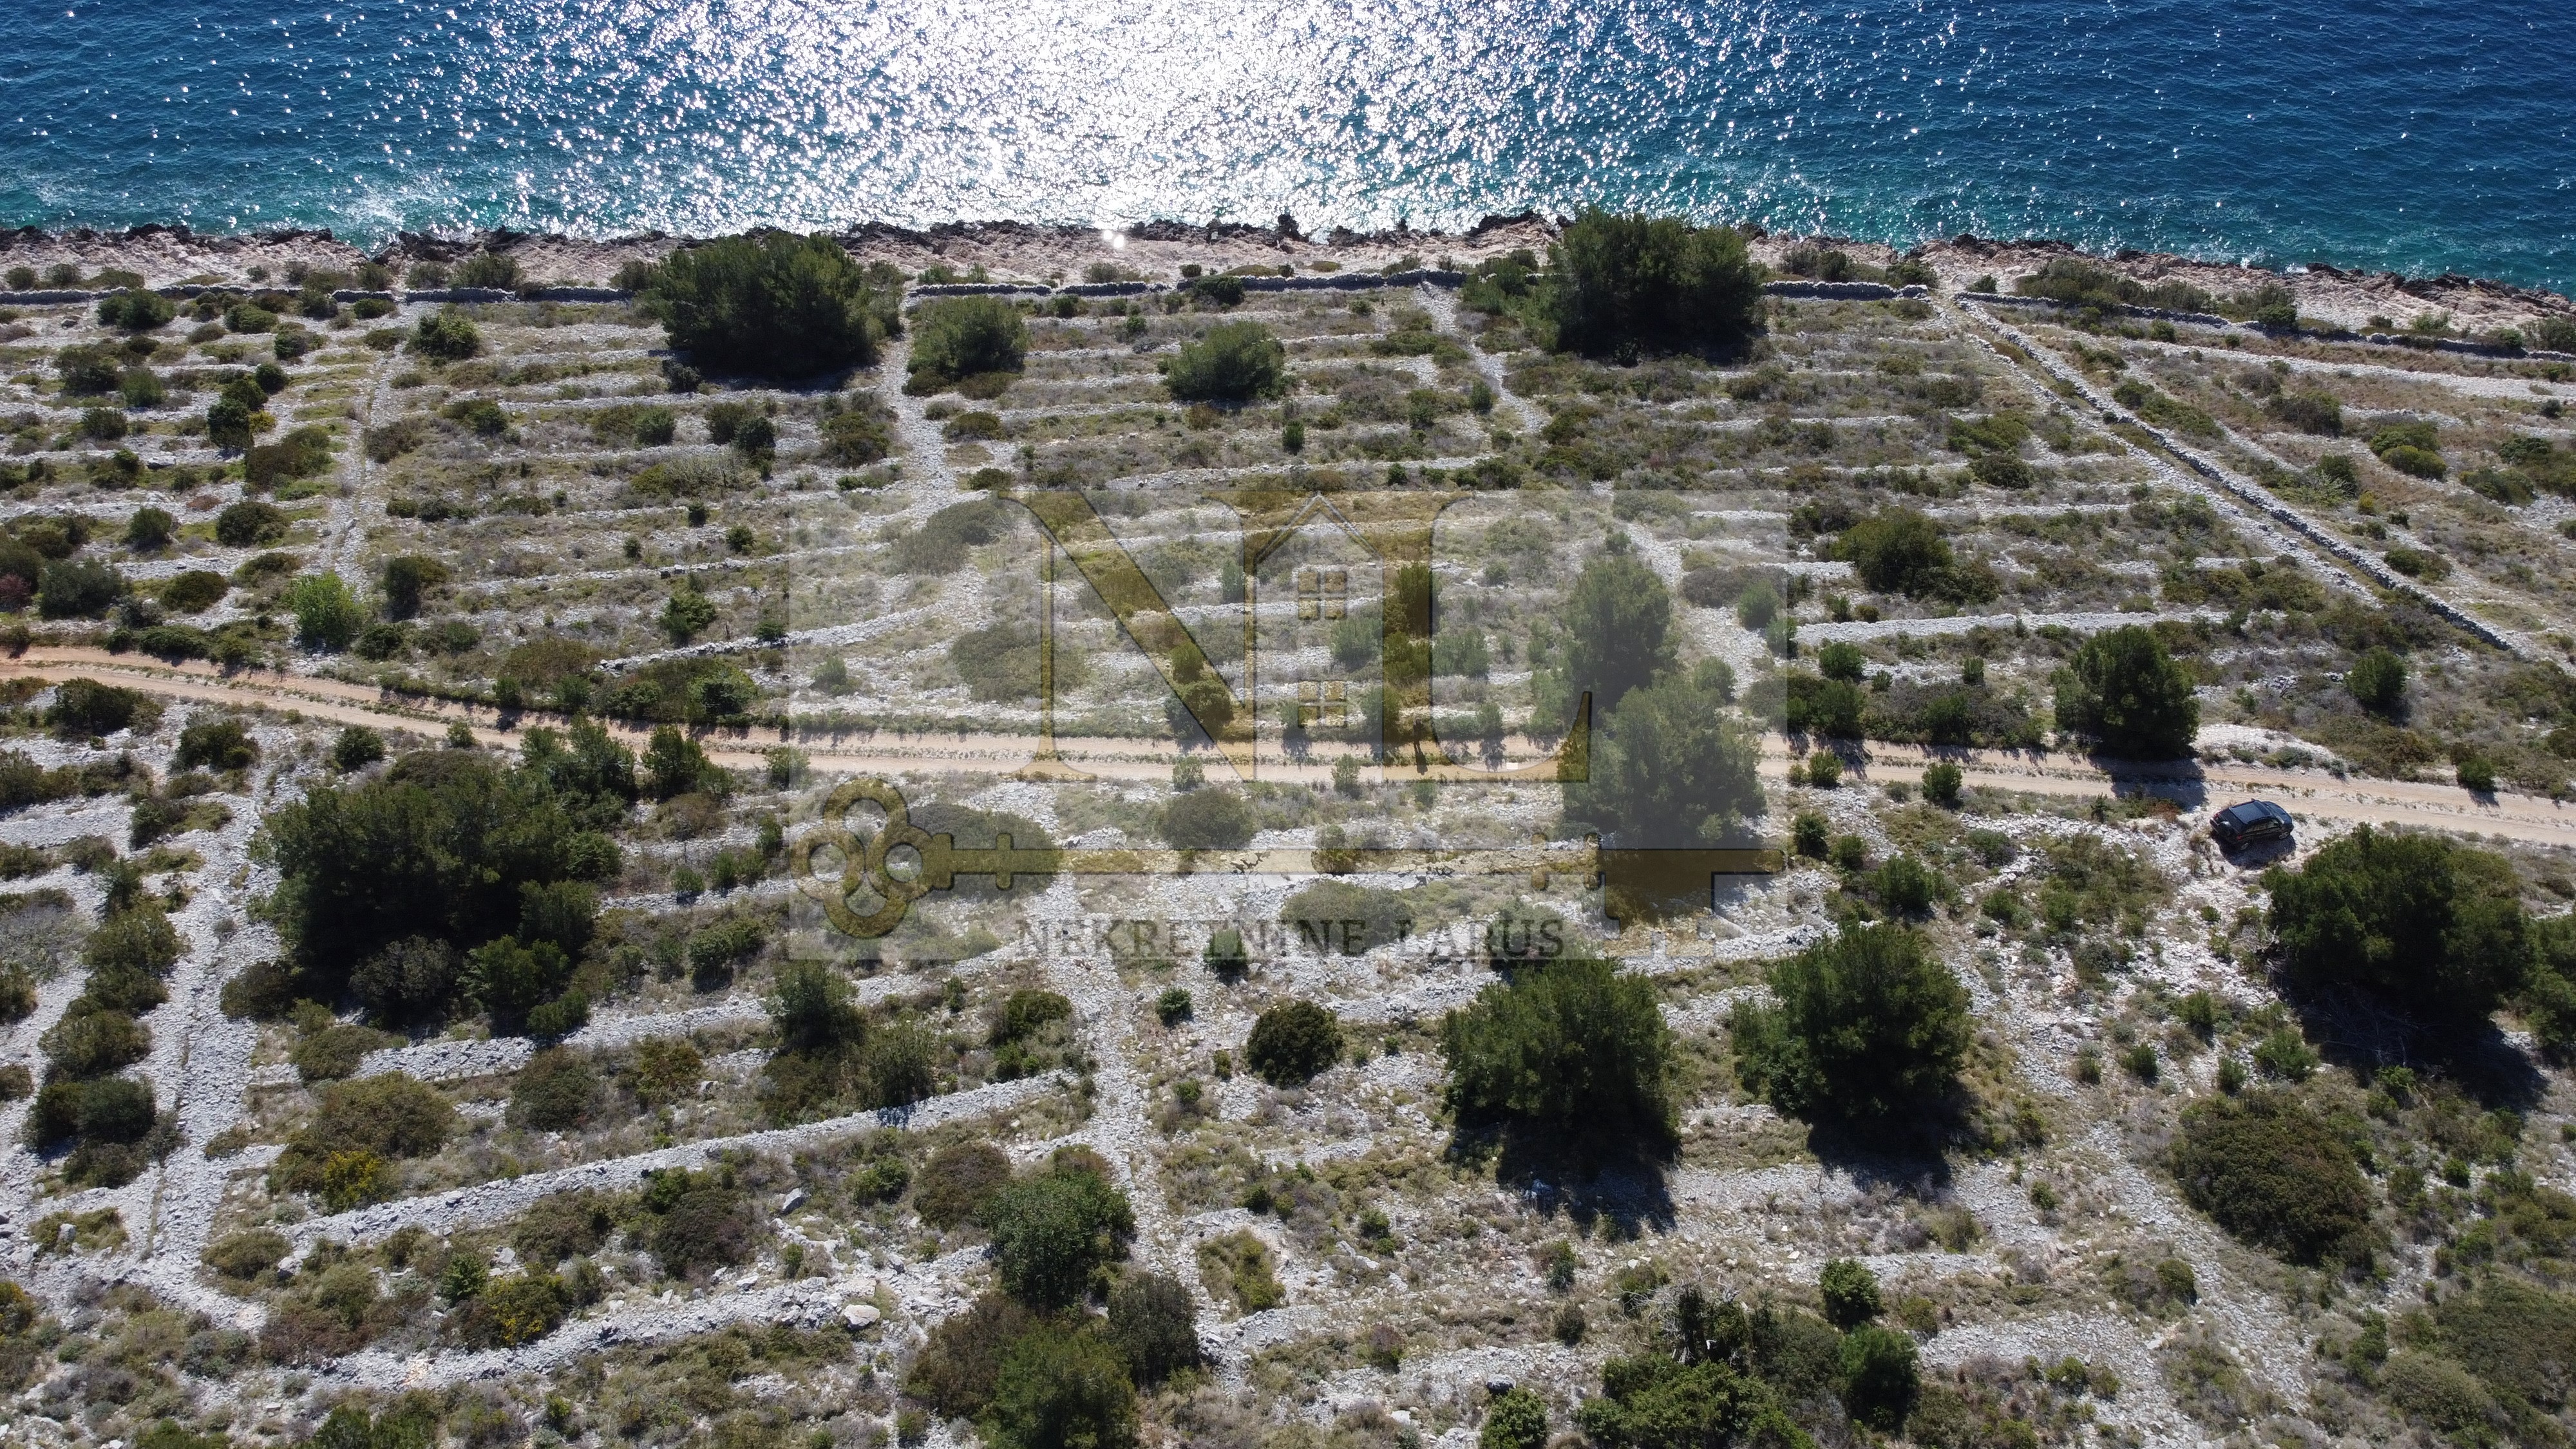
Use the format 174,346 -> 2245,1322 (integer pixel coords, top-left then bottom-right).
1453,1122 -> 1678,1236
1796,1110 -> 1965,1196
2284,985 -> 2546,1110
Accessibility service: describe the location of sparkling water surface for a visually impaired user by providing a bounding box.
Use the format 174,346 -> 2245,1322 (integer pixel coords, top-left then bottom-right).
4,1 -> 2571,288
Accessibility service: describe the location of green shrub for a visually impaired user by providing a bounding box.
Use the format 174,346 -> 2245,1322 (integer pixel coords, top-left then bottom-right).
204,1228 -> 291,1281
118,366 -> 164,408
1577,1354 -> 1803,1448
2380,445 -> 2448,480
1198,1229 -> 1285,1312
907,1291 -> 1040,1418
1441,955 -> 1676,1151
2013,258 -> 2213,314
85,907 -> 181,978
214,500 -> 288,547
1819,1257 -> 1882,1329
638,233 -> 900,378
1159,788 -> 1255,849
2266,392 -> 2342,435
2345,647 -> 2407,714
909,296 -> 1029,385
54,345 -> 122,395
260,749 -> 603,992
120,506 -> 174,553
1730,923 -> 1970,1128
175,717 -> 256,772
2266,826 -> 2524,1021
2170,1090 -> 2373,1265
983,1321 -> 1138,1449
1481,1387 -> 1549,1449
822,403 -> 894,464
451,252 -> 523,290
269,1071 -> 454,1200
507,1046 -> 598,1130
97,290 -> 175,330
1163,321 -> 1287,402
1835,508 -> 1982,600
2383,545 -> 2450,580
48,677 -> 156,737
2051,625 -> 2198,758
1245,999 -> 1342,1086
1839,1323 -> 1920,1430
1538,209 -> 1763,357
285,573 -> 366,652
589,402 -> 676,447
377,554 -> 449,621
1277,880 -> 1415,956
37,557 -> 124,619
639,1168 -> 757,1278
2423,1277 -> 2576,1422
1969,451 -> 2036,489
1106,1271 -> 1198,1385
985,1164 -> 1136,1309
412,307 -> 482,361
994,989 -> 1073,1045
289,1022 -> 392,1083
205,395 -> 256,450
1922,761 -> 1964,807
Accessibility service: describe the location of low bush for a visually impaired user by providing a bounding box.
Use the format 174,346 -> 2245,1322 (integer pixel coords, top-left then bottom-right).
203,1227 -> 291,1281
269,1071 -> 455,1200
412,307 -> 482,361
906,1291 -> 1039,1418
175,717 -> 256,772
1159,788 -> 1255,849
281,1018 -> 387,1080
1163,321 -> 1288,402
214,500 -> 289,547
244,425 -> 333,489
2266,392 -> 2343,435
37,557 -> 124,620
1198,1229 -> 1285,1312
97,289 -> 175,330
1244,1000 -> 1341,1085
918,1141 -> 1014,1227
822,402 -> 894,464
48,678 -> 156,737
909,296 -> 1028,386
2169,1090 -> 2374,1265
638,1166 -> 758,1277
2013,258 -> 2213,314
507,1046 -> 598,1131
450,251 -> 524,290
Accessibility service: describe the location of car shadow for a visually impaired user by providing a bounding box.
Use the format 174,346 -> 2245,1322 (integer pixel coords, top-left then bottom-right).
2214,835 -> 2298,870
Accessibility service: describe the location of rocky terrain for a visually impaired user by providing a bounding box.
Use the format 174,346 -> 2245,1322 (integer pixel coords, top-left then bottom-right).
1,225 -> 2575,1449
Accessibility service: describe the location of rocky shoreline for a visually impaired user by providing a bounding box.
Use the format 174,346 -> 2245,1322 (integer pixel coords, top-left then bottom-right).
3,212 -> 2570,337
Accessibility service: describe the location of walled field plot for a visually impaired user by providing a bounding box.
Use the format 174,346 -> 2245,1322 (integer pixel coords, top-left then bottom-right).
4,271 -> 2576,1449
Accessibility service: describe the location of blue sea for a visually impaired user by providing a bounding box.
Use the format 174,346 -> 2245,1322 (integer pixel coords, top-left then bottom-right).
5,1 -> 2572,290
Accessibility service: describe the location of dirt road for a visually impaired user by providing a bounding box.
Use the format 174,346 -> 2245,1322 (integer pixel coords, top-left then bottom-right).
8,646 -> 2575,848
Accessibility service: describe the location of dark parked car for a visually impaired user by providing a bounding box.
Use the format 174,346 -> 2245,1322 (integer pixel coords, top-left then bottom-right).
2211,799 -> 2294,849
